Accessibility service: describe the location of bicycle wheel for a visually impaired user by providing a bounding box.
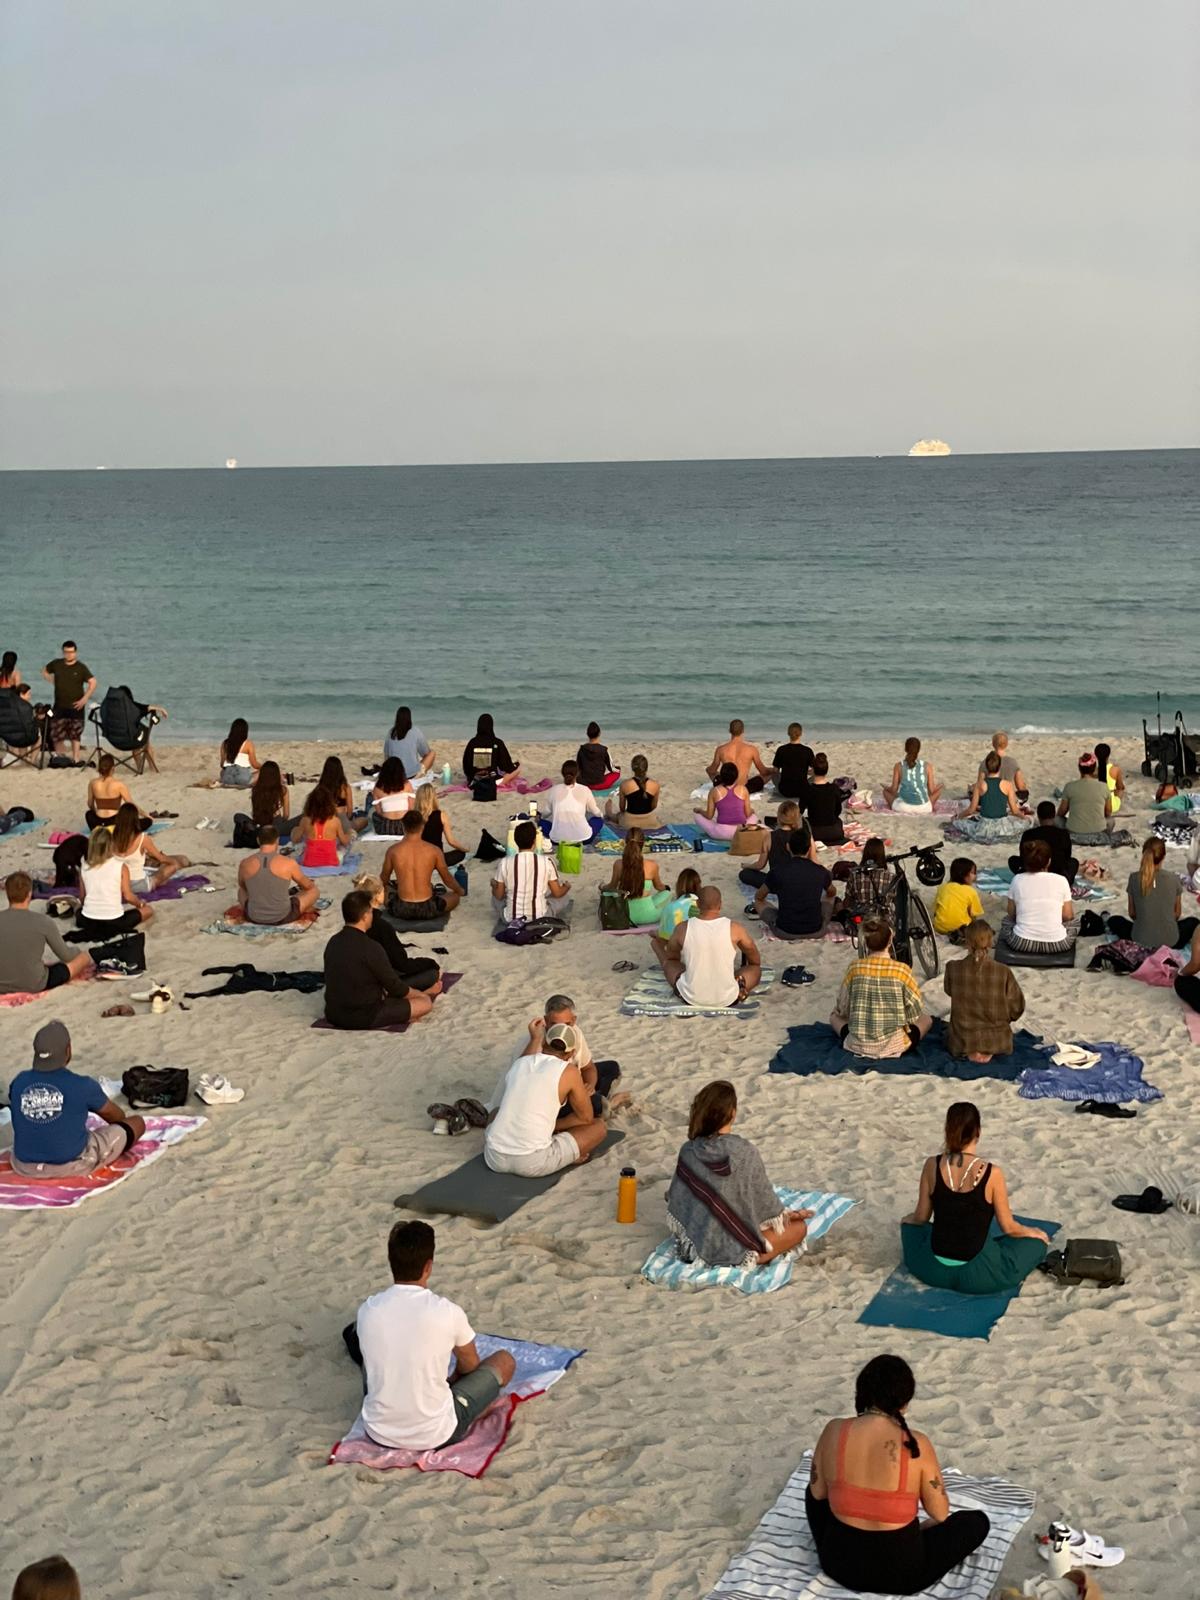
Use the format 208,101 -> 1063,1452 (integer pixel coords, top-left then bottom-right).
906,890 -> 939,979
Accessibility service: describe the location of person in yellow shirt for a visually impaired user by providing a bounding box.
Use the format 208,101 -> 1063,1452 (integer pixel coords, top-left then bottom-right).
932,858 -> 984,938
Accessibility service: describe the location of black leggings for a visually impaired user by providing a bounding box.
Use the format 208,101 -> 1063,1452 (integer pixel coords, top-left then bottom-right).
75,908 -> 142,939
805,1487 -> 989,1596
1106,915 -> 1198,948
1176,973 -> 1200,1013
85,808 -> 152,833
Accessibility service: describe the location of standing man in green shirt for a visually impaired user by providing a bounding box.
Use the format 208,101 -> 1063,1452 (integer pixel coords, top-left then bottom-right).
42,640 -> 97,765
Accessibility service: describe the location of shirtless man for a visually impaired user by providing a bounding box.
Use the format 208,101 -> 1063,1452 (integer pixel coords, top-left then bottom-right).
706,718 -> 773,795
238,825 -> 319,923
655,885 -> 763,1004
381,810 -> 463,920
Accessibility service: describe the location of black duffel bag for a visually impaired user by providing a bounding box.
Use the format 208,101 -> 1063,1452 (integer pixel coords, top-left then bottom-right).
121,1065 -> 190,1108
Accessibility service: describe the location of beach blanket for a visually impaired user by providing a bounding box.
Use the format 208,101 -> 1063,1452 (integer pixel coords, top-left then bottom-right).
973,865 -> 1114,903
310,973 -> 462,1032
640,1187 -> 858,1294
394,1129 -> 626,1223
140,873 -> 212,903
301,851 -> 363,878
620,968 -> 773,1019
941,815 -> 1028,845
0,818 -> 48,841
439,776 -> 552,797
857,1216 -> 1060,1341
706,1453 -> 1035,1600
665,821 -> 730,854
0,1114 -> 206,1209
769,1020 -> 1036,1083
1152,792 -> 1200,812
591,822 -> 688,856
203,900 -> 328,937
1018,1040 -> 1162,1105
1152,814 -> 1198,848
329,1335 -> 583,1479
861,794 -> 962,816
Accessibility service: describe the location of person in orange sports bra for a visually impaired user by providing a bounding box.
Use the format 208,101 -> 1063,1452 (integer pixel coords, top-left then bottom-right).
806,1355 -> 989,1594
293,786 -> 353,870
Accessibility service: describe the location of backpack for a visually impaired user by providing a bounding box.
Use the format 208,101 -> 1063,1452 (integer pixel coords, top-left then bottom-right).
232,813 -> 259,850
471,777 -> 497,803
599,892 -> 633,931
474,829 -> 507,863
121,1064 -> 190,1108
495,917 -> 569,946
1038,1238 -> 1124,1287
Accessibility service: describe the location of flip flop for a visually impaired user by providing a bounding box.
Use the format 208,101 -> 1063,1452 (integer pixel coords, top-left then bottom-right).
611,960 -> 638,973
1112,1186 -> 1171,1213
1075,1100 -> 1136,1119
101,1004 -> 135,1018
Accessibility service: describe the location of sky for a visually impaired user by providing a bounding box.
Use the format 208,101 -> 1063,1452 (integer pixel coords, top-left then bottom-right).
2,1 -> 1198,469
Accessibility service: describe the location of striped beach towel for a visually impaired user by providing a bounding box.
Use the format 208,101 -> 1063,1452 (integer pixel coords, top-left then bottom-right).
0,1114 -> 207,1209
620,968 -> 774,1019
641,1187 -> 858,1294
706,1453 -> 1034,1600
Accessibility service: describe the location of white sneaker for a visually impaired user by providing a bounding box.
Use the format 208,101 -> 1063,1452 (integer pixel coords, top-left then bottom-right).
196,1074 -> 245,1105
195,816 -> 212,831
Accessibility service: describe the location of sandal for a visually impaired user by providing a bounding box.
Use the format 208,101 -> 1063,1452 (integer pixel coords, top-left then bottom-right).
1075,1099 -> 1136,1119
611,959 -> 638,973
101,1004 -> 135,1019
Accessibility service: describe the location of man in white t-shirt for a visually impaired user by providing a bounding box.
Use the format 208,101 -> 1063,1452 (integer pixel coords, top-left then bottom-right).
484,1020 -> 611,1177
492,821 -> 572,922
1003,838 -> 1075,952
353,1221 -> 515,1452
546,761 -> 602,844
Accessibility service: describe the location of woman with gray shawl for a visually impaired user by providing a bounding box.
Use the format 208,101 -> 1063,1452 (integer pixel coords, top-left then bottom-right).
666,1081 -> 813,1268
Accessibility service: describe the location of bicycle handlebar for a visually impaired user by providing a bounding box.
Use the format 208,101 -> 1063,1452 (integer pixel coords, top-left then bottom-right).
884,842 -> 944,867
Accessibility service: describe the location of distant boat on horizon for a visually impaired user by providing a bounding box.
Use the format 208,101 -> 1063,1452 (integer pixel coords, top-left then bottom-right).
225,457 -> 238,470
908,439 -> 952,457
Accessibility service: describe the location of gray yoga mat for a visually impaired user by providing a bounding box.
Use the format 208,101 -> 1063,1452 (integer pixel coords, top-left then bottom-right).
394,1129 -> 626,1224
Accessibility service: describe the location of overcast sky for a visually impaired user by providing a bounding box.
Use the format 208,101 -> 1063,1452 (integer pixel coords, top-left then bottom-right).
2,1 -> 1197,469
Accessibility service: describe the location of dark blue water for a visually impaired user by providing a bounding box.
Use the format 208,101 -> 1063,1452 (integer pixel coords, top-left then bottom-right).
2,450 -> 1195,743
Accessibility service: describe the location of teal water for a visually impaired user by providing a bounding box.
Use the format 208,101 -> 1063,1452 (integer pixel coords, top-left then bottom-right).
2,450 -> 1196,744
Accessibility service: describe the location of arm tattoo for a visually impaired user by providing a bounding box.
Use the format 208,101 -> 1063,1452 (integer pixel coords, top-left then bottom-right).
930,1476 -> 943,1493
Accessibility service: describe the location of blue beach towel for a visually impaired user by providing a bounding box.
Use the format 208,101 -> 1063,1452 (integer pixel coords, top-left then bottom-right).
857,1216 -> 1060,1341
0,818 -> 48,840
1018,1040 -> 1162,1104
641,1186 -> 857,1294
669,821 -> 730,853
768,1020 -> 1038,1083
302,851 -> 363,878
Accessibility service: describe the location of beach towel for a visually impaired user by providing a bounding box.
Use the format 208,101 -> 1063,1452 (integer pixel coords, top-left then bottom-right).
973,865 -> 1113,903
394,1129 -> 626,1223
1064,827 -> 1136,849
0,1114 -> 206,1209
300,851 -> 362,878
0,968 -> 95,1008
140,873 -> 212,903
310,973 -> 462,1032
768,1020 -> 1035,1083
705,1453 -> 1034,1600
0,817 -> 48,841
203,900 -> 328,937
620,967 -> 774,1019
641,1187 -> 858,1294
668,822 -> 731,853
941,816 -> 1028,845
1017,1041 -> 1162,1105
1151,815 -> 1197,848
329,1335 -> 583,1479
857,1216 -> 1060,1341
439,776 -> 552,797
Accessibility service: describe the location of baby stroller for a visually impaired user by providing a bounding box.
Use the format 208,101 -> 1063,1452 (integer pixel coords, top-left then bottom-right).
1141,695 -> 1197,789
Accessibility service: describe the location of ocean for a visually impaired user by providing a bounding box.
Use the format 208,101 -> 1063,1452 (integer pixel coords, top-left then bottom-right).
2,450 -> 1195,746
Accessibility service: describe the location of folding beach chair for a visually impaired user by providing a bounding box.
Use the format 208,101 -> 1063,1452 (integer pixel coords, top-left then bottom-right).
88,686 -> 161,774
0,691 -> 48,770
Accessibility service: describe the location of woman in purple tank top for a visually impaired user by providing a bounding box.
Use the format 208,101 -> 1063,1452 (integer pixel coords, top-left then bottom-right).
694,762 -> 760,840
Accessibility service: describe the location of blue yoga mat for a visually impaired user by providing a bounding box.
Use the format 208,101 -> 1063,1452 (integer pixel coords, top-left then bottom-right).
857,1216 -> 1061,1341
768,1019 -> 1044,1082
669,822 -> 730,853
0,818 -> 48,840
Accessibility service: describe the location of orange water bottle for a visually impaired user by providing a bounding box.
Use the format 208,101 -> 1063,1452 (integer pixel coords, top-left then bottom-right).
616,1166 -> 638,1224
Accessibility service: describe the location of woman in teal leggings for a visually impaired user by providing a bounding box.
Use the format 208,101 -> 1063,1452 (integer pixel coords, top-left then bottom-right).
601,828 -> 671,925
900,1102 -> 1049,1294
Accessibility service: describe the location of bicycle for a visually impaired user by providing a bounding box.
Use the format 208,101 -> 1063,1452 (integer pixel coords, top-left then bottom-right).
843,842 -> 945,978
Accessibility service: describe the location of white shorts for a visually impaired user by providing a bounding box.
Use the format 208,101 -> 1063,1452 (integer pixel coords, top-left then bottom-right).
485,1131 -> 580,1178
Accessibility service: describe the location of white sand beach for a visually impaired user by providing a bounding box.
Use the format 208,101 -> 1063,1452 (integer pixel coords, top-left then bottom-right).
1,733 -> 1196,1599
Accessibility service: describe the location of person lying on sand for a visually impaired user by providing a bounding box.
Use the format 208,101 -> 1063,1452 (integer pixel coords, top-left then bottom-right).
830,919 -> 932,1056
347,1220 -> 515,1452
654,885 -> 762,1006
322,889 -> 439,1030
901,1101 -> 1049,1293
484,1019 -> 614,1175
8,1020 -> 146,1180
238,825 -> 318,924
706,718 -> 773,794
381,812 -> 462,921
667,1079 -> 812,1267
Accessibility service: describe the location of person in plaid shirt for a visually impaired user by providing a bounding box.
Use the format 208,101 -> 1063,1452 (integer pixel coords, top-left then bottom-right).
831,919 -> 932,1057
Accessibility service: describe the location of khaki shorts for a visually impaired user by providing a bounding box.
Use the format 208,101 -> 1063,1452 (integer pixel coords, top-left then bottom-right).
11,1121 -> 131,1178
485,1131 -> 580,1178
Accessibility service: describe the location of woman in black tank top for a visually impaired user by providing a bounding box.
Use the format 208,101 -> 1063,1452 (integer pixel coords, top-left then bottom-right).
899,1102 -> 1051,1296
414,785 -> 467,866
605,753 -> 661,826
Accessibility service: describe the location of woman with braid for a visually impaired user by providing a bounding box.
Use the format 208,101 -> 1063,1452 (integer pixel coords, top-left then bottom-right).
806,1354 -> 989,1594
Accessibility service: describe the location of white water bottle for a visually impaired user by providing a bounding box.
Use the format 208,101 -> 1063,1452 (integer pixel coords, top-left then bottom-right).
441,762 -> 451,785
1046,1522 -> 1073,1579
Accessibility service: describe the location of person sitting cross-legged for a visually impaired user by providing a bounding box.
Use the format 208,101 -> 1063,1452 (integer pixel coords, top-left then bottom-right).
754,825 -> 835,937
381,811 -> 463,921
738,800 -> 803,890
0,872 -> 92,996
238,825 -> 319,925
491,820 -> 572,924
323,889 -> 438,1030
345,1220 -> 516,1452
830,918 -> 932,1057
655,885 -> 762,1006
484,1018 -> 613,1176
1008,800 -> 1078,886
943,919 -> 1025,1063
8,1020 -> 146,1179
352,873 -> 443,992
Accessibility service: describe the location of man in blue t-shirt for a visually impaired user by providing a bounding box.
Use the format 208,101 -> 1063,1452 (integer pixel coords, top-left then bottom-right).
755,829 -> 835,936
8,1020 -> 145,1177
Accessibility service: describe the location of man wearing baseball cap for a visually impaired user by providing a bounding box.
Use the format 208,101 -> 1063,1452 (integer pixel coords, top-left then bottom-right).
483,1018 -> 612,1177
8,1020 -> 145,1178
1057,752 -> 1113,839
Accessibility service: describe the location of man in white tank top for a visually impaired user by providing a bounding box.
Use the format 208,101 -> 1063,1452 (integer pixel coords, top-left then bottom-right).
484,1021 -> 612,1178
655,886 -> 762,1006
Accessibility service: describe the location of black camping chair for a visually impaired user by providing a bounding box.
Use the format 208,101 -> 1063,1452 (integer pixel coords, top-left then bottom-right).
88,686 -> 161,774
0,691 -> 48,770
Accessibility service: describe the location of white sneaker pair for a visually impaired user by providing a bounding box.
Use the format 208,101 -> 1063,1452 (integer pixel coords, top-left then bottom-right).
194,817 -> 223,831
196,1074 -> 244,1105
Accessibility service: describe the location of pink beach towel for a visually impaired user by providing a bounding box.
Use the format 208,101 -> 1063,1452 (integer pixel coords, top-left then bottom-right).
0,1114 -> 206,1209
0,967 -> 95,1008
328,1335 -> 583,1478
